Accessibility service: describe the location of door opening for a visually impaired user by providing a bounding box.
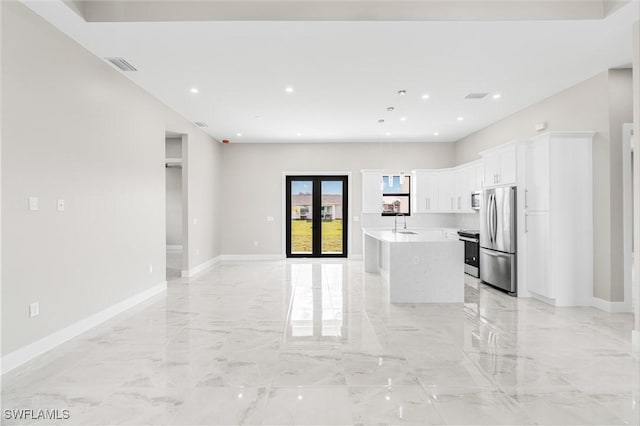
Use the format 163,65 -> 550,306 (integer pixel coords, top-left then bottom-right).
165,134 -> 186,278
286,176 -> 348,258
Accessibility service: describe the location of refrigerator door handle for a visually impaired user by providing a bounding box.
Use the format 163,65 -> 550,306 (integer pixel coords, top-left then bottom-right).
486,193 -> 493,245
493,195 -> 498,244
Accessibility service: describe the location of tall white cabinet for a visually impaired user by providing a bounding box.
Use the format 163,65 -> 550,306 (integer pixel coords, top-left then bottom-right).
523,132 -> 593,306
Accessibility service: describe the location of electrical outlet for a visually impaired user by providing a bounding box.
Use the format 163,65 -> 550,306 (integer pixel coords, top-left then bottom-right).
57,199 -> 65,211
193,217 -> 198,225
29,302 -> 40,318
148,264 -> 153,273
254,241 -> 259,247
195,248 -> 200,255
412,256 -> 419,265
28,196 -> 39,211
266,216 -> 274,222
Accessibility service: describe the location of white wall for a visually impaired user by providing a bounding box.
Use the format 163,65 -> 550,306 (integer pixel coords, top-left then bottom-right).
455,70 -> 633,303
220,142 -> 456,256
1,2 -> 221,357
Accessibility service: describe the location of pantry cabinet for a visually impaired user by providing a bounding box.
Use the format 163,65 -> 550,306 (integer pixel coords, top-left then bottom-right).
523,132 -> 593,306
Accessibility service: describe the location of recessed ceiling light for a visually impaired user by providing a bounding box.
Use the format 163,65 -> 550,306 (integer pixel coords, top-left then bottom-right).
285,86 -> 294,93
457,116 -> 464,121
236,132 -> 242,137
493,93 -> 502,99
385,132 -> 391,136
296,132 -> 303,136
387,106 -> 395,111
398,90 -> 407,96
422,94 -> 430,100
400,117 -> 407,121
433,132 -> 439,136
190,87 -> 199,94
378,119 -> 385,123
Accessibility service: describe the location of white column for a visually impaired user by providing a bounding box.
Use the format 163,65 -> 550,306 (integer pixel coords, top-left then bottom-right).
632,20 -> 640,349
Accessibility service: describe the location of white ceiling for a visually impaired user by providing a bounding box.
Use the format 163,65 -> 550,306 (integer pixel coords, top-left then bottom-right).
24,0 -> 640,143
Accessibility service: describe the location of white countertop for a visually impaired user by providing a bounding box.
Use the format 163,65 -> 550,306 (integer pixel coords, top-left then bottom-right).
363,227 -> 461,243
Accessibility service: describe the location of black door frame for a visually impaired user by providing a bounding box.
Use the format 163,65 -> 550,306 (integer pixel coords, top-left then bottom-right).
286,175 -> 348,258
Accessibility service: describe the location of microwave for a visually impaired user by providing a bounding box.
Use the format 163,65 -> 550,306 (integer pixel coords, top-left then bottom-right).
471,191 -> 481,210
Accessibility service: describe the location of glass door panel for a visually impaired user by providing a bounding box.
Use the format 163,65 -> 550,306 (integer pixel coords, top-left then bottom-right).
321,180 -> 344,255
290,180 -> 313,255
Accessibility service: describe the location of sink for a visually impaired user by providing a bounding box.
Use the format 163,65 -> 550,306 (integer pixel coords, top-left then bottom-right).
396,231 -> 417,234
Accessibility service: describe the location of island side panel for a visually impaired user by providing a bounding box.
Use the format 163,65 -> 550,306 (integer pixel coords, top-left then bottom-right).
389,241 -> 464,303
363,232 -> 380,272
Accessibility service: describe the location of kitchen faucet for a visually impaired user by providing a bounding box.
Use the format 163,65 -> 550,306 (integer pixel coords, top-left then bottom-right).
393,214 -> 407,233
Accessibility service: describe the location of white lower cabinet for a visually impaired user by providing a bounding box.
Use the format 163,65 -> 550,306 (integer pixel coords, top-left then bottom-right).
525,212 -> 551,298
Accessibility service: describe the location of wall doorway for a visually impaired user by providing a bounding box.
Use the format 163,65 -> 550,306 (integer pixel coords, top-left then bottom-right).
286,176 -> 348,258
165,134 -> 187,279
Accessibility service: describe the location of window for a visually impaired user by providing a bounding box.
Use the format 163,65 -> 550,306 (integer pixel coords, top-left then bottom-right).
381,175 -> 411,216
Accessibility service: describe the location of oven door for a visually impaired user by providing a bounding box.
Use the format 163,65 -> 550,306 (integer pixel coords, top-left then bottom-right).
459,236 -> 479,277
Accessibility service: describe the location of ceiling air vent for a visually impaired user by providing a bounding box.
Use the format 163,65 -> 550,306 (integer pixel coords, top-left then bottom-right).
194,121 -> 208,128
465,93 -> 489,99
105,57 -> 137,72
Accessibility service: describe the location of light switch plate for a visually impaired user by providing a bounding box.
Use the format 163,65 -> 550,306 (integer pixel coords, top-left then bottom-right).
29,196 -> 39,211
29,302 -> 40,318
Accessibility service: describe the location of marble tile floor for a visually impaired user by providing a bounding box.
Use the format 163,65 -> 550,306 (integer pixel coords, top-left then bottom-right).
2,260 -> 639,425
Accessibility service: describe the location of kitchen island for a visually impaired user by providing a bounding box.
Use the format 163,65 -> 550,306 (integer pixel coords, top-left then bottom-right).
363,228 -> 464,303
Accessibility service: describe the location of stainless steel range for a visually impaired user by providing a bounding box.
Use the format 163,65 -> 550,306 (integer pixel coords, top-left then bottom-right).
457,230 -> 480,278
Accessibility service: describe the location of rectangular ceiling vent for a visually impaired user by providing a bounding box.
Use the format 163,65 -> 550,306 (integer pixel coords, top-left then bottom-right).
194,121 -> 208,128
465,92 -> 489,99
105,57 -> 137,72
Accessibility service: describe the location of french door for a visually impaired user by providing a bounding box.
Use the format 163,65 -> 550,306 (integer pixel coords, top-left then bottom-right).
286,176 -> 348,258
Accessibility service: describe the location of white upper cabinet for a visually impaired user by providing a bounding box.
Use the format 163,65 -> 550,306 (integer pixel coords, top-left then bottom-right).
361,170 -> 383,213
482,142 -> 516,187
438,170 -> 455,212
525,137 -> 550,211
413,170 -> 439,213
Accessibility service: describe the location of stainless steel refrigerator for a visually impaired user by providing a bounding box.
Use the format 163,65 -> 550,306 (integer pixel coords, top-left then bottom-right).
480,186 -> 517,295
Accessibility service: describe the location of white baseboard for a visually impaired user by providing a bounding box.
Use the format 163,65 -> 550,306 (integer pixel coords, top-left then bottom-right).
1,281 -> 167,375
181,256 -> 221,277
166,245 -> 183,252
592,297 -> 633,313
219,254 -> 285,262
632,330 -> 639,350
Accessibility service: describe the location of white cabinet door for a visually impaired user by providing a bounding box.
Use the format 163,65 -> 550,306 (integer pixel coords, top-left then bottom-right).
438,170 -> 455,212
414,171 -> 439,212
483,152 -> 500,187
361,171 -> 382,213
525,138 -> 550,211
525,212 -> 552,298
482,144 -> 516,187
472,162 -> 484,192
498,144 -> 517,185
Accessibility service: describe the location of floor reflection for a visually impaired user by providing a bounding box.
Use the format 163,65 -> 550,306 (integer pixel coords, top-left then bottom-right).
286,262 -> 347,341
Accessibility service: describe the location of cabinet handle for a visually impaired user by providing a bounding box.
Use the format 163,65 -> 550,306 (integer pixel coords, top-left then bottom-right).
525,214 -> 529,233
450,197 -> 453,210
525,189 -> 529,209
426,197 -> 430,210
458,196 -> 461,209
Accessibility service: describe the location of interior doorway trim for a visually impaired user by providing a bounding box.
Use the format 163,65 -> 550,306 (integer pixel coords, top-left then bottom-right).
282,171 -> 352,258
